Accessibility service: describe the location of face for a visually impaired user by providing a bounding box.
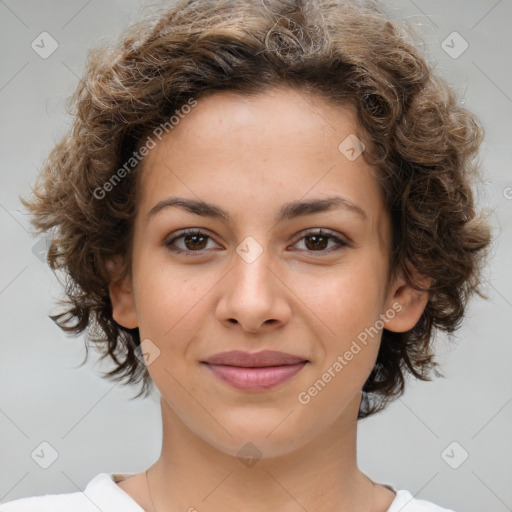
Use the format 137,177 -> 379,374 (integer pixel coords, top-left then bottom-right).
109,86 -> 427,458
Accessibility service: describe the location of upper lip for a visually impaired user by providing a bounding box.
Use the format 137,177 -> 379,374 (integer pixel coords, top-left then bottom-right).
203,350 -> 309,367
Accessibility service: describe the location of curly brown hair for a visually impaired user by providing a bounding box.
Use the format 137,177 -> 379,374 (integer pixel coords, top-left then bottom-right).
21,0 -> 491,418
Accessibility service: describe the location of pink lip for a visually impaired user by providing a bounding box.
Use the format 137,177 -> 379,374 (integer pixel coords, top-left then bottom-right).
204,350 -> 308,367
203,361 -> 308,391
202,350 -> 309,392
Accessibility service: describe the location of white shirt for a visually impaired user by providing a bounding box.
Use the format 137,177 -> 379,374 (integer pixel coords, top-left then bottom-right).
0,472 -> 456,511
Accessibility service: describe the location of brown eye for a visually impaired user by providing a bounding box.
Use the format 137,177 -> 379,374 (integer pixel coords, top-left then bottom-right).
165,228 -> 349,257
303,234 -> 329,251
292,229 -> 349,254
181,233 -> 208,250
165,229 -> 217,255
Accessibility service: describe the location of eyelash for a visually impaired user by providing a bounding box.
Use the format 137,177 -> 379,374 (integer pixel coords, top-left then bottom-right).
164,228 -> 350,257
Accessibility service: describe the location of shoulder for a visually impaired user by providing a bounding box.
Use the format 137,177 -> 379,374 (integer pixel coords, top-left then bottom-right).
0,472 -> 143,512
388,489 -> 457,512
0,492 -> 95,512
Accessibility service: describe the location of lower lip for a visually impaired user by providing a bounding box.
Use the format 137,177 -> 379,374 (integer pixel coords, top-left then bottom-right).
203,362 -> 308,391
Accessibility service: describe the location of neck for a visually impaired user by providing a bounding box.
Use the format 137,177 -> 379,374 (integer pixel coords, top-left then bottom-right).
146,392 -> 376,512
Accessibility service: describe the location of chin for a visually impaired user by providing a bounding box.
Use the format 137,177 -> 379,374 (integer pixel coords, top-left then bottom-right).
197,415 -> 312,462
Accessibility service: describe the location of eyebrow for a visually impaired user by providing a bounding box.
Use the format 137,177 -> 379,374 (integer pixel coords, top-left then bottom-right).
145,195 -> 367,224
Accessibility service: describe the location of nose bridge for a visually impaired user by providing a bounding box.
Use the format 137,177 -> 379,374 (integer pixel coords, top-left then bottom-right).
231,235 -> 276,302
216,234 -> 290,331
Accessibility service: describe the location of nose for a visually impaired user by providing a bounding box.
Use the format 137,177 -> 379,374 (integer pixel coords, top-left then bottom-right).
215,244 -> 292,333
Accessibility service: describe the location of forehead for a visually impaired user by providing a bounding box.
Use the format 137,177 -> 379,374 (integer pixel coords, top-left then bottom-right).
145,86 -> 361,157
135,86 -> 387,237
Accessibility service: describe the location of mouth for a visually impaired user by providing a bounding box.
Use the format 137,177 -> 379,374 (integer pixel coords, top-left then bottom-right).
203,349 -> 309,367
201,350 -> 309,392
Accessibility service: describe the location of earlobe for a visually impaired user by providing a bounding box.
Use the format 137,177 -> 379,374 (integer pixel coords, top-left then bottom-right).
107,258 -> 138,330
384,266 -> 431,333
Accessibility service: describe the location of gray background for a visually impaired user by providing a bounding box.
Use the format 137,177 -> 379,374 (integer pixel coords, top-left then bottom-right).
0,1 -> 511,511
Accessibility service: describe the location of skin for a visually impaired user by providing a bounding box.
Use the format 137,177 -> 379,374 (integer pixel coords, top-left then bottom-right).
108,85 -> 429,512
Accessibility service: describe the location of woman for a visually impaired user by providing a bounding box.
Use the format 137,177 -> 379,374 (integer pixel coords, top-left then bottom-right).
2,0 -> 490,510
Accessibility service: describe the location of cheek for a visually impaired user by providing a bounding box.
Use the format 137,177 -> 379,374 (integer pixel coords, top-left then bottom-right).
130,242 -> 186,337
292,267 -> 386,416
295,261 -> 387,340
136,272 -> 202,339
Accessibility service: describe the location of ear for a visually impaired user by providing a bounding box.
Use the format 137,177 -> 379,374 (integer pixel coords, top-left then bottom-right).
106,256 -> 138,329
384,264 -> 431,333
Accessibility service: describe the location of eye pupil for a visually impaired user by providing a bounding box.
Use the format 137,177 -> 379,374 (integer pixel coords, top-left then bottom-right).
185,234 -> 208,250
305,235 -> 328,251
